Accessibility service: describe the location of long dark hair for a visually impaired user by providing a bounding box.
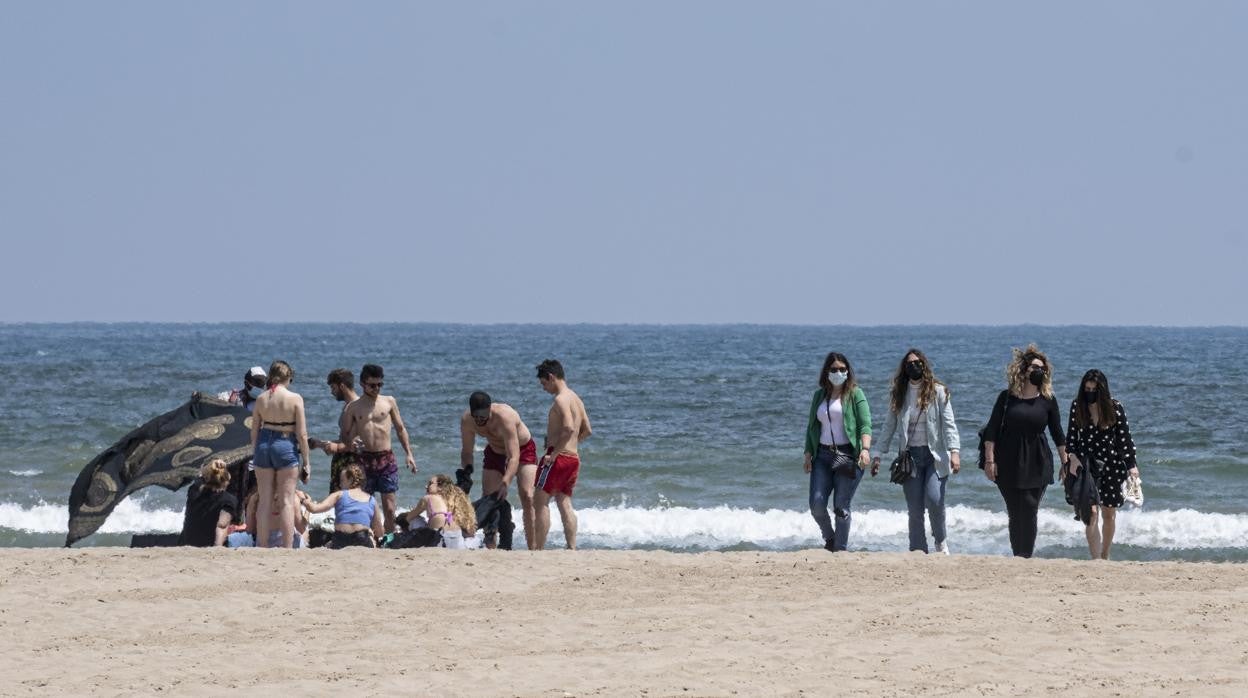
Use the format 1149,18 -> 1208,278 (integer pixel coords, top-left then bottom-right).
889,348 -> 948,414
1073,369 -> 1118,429
818,352 -> 858,401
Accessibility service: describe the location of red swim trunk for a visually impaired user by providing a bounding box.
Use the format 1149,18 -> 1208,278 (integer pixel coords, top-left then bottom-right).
482,439 -> 538,474
536,448 -> 580,496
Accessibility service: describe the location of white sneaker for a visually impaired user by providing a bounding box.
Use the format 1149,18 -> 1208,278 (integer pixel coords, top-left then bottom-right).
936,541 -> 950,555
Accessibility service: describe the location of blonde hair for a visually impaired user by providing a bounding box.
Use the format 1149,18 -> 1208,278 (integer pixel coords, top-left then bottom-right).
340,463 -> 365,490
268,360 -> 293,386
1007,344 -> 1054,399
433,474 -> 477,536
200,459 -> 231,491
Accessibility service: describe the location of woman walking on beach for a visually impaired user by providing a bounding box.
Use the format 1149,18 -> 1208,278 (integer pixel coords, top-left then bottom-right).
250,360 -> 311,549
803,352 -> 873,552
981,345 -> 1069,558
872,349 -> 961,554
1065,369 -> 1139,560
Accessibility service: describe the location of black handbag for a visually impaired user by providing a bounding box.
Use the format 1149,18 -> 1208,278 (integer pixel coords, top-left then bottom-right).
888,407 -> 924,485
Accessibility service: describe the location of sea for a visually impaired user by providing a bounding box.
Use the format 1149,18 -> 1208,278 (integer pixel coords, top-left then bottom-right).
1,323 -> 1245,561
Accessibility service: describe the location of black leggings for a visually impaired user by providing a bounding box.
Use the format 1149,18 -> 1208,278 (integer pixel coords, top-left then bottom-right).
997,484 -> 1047,558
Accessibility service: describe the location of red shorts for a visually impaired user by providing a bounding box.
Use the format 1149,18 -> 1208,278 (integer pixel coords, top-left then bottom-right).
483,439 -> 537,474
536,448 -> 579,497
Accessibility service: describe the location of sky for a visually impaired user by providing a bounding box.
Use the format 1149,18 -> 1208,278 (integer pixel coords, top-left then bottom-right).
1,2 -> 1245,325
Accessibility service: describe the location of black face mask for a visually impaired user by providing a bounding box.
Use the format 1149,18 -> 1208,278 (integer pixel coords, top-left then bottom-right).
905,363 -> 924,380
1083,390 -> 1099,404
1028,368 -> 1046,387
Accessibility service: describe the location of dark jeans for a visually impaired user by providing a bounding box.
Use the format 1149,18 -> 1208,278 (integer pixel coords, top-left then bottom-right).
997,484 -> 1047,558
809,446 -> 863,551
901,446 -> 946,552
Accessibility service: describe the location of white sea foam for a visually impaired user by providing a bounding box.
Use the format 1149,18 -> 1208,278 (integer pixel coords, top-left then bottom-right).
6,470 -> 42,477
5,501 -> 1248,553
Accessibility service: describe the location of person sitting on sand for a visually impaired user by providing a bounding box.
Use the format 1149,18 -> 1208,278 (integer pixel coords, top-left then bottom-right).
178,459 -> 238,547
398,474 -> 478,549
298,464 -> 384,548
234,486 -> 309,548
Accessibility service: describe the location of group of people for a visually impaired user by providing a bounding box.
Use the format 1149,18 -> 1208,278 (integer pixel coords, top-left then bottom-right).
804,344 -> 1140,559
179,358 -> 592,551
183,343 -> 1141,560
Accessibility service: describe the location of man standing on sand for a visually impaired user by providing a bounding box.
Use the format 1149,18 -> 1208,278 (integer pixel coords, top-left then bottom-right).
533,359 -> 591,550
316,368 -> 359,495
459,391 -> 537,550
342,363 -> 417,533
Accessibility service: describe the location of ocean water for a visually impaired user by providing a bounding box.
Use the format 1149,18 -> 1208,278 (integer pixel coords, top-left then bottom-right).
1,323 -> 1245,561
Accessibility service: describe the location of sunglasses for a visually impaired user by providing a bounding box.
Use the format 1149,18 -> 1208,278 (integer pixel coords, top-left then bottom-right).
363,381 -> 384,389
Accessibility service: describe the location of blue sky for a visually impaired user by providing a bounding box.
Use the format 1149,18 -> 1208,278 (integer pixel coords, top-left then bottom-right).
2,2 -> 1244,324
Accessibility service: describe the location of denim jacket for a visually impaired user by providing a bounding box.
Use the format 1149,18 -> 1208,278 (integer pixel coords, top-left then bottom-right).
876,384 -> 961,477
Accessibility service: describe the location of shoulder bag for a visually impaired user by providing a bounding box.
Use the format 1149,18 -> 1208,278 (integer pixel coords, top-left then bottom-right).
889,404 -> 924,485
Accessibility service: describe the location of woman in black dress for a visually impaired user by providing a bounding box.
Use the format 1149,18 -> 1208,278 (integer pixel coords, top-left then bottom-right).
982,344 -> 1070,558
1066,369 -> 1139,559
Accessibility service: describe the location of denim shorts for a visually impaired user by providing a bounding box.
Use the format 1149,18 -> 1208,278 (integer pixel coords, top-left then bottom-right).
254,429 -> 300,470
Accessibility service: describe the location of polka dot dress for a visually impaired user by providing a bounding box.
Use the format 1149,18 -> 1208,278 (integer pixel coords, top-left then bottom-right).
1066,399 -> 1138,508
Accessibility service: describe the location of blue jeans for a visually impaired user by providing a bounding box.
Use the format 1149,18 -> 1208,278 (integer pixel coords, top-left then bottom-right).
809,446 -> 863,551
901,446 -> 947,552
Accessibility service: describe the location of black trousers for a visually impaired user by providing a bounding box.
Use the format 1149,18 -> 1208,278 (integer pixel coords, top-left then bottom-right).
997,484 -> 1047,558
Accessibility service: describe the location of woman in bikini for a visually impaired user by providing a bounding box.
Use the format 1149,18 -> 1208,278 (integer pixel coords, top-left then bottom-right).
299,463 -> 384,548
250,360 -> 311,549
403,474 -> 478,548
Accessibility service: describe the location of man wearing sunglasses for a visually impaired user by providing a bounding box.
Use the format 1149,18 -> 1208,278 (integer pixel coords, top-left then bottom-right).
342,363 -> 418,533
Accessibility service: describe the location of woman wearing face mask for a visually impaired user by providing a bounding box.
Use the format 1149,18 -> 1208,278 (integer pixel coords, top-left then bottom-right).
871,349 -> 961,554
981,344 -> 1069,558
1065,369 -> 1139,560
803,352 -> 872,552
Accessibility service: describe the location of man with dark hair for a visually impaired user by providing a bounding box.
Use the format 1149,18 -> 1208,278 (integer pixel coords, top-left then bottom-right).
459,390 -> 538,549
534,359 -> 592,550
316,368 -> 359,494
342,363 -> 417,532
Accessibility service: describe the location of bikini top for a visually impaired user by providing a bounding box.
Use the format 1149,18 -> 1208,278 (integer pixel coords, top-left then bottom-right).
262,386 -> 297,427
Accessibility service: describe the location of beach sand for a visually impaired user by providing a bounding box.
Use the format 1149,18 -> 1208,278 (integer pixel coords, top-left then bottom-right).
2,548 -> 1245,696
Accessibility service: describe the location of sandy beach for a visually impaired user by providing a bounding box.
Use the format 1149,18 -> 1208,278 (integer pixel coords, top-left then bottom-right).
1,548 -> 1245,696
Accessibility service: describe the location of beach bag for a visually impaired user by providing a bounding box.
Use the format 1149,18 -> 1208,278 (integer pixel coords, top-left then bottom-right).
1122,472 -> 1144,507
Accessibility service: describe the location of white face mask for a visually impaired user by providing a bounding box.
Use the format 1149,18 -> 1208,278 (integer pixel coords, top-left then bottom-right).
827,370 -> 848,386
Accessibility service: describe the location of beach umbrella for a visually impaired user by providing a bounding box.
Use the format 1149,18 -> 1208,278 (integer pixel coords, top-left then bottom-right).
65,393 -> 253,546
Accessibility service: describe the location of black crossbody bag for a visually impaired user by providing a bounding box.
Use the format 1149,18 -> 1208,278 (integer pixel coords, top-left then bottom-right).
889,405 -> 924,485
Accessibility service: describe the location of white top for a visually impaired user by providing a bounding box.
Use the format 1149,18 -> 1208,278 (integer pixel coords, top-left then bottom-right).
905,383 -> 928,447
816,396 -> 850,446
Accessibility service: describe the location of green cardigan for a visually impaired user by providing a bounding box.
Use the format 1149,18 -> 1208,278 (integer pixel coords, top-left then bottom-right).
804,386 -> 872,458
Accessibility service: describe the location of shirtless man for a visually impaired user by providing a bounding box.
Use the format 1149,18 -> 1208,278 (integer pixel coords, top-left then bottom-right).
317,368 -> 359,495
533,359 -> 591,550
459,391 -> 537,550
342,363 -> 417,533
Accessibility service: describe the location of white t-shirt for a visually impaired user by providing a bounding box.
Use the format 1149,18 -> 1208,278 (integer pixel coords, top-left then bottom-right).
905,383 -> 928,447
816,397 -> 850,446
